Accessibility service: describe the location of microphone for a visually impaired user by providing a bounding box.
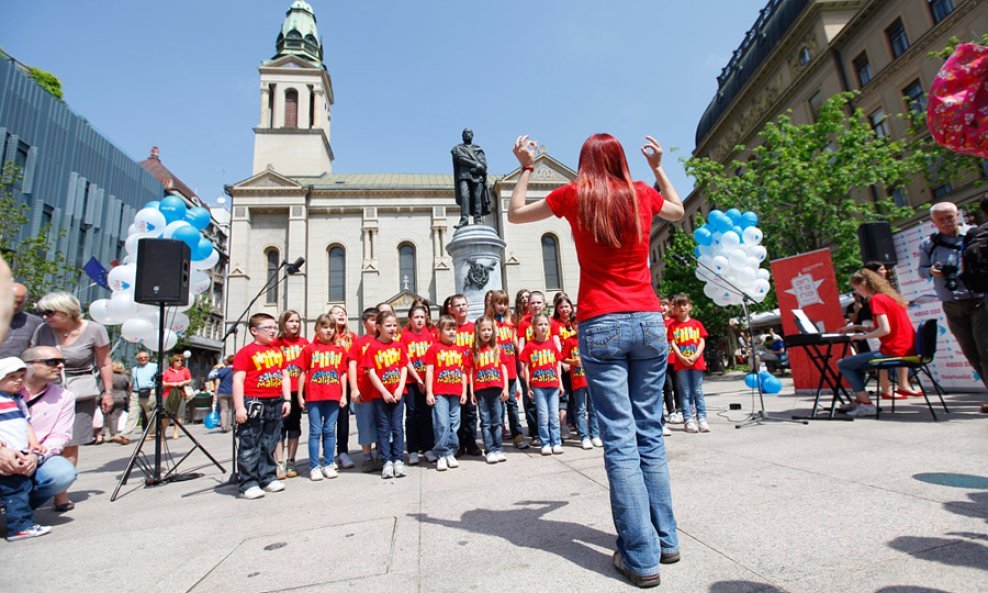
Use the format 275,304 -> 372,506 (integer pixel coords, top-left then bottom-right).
672,254 -> 691,266
285,257 -> 305,274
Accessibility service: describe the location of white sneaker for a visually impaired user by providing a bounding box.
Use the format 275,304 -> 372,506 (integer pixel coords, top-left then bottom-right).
591,436 -> 603,447
381,461 -> 394,479
698,418 -> 711,433
496,451 -> 507,462
541,446 -> 552,456
662,424 -> 672,436
685,420 -> 699,434
408,452 -> 419,466
668,411 -> 685,424
486,452 -> 499,464
393,461 -> 407,478
336,452 -> 355,469
847,403 -> 877,417
445,455 -> 459,469
424,450 -> 438,463
6,524 -> 52,541
551,445 -> 564,455
240,486 -> 265,500
309,467 -> 324,481
436,456 -> 448,471
262,479 -> 285,493
322,465 -> 339,479
581,439 -> 593,450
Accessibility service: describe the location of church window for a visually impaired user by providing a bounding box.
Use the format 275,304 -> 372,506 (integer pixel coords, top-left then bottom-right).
265,248 -> 280,305
541,234 -> 561,291
328,245 -> 345,302
398,243 -> 416,292
285,89 -> 299,128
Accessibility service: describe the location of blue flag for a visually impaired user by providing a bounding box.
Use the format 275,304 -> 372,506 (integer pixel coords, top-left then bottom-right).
83,257 -> 109,289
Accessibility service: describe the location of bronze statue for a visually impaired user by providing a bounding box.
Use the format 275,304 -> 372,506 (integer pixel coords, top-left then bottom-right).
451,128 -> 492,228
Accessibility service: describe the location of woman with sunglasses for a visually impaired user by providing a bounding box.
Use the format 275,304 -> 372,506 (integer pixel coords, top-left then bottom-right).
30,292 -> 113,512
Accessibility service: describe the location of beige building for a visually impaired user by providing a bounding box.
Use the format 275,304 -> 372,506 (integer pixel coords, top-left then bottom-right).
650,0 -> 988,289
224,1 -> 577,341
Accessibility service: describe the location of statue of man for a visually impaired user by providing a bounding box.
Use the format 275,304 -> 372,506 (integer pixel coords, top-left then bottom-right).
451,128 -> 492,228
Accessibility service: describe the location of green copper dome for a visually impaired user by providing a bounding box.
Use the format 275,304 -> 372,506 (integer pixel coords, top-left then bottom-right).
274,0 -> 322,64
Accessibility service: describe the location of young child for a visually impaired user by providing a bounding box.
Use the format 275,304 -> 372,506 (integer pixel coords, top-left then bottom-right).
0,358 -> 51,541
362,310 -> 409,479
552,295 -> 576,436
470,316 -> 509,464
425,315 -> 468,471
560,319 -> 601,449
232,313 -> 291,500
445,294 -> 481,457
668,294 -> 710,433
402,305 -> 435,465
520,313 -> 563,455
329,304 -> 356,469
275,310 -> 309,479
485,290 -> 527,449
660,296 -> 680,436
298,314 -> 347,481
516,290 -> 545,445
348,308 -> 380,473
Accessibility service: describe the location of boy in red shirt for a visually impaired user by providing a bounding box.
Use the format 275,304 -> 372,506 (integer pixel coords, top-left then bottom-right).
667,294 -> 709,434
561,319 -> 601,450
444,294 -> 482,457
425,315 -> 468,471
233,313 -> 291,499
347,308 -> 380,473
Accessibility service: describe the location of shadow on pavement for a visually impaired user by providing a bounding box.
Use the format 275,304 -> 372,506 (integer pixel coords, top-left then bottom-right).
887,534 -> 988,572
707,580 -> 786,592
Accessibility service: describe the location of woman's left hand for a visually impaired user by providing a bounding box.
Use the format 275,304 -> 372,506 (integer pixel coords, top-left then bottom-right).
513,135 -> 537,167
640,135 -> 664,169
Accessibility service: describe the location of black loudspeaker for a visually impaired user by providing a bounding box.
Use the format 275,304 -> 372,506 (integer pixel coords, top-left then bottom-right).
857,222 -> 898,266
134,238 -> 191,305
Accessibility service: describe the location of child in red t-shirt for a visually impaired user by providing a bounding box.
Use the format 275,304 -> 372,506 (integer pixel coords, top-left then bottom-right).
425,315 -> 468,471
233,313 -> 291,499
485,289 -> 528,449
327,304 -> 356,470
274,310 -> 309,480
667,294 -> 709,434
445,293 -> 481,458
561,318 -> 601,450
660,296 -> 683,427
361,310 -> 409,479
516,291 -> 546,445
520,313 -> 563,455
298,313 -> 347,481
402,304 -> 436,465
470,316 -> 509,464
347,308 -> 379,473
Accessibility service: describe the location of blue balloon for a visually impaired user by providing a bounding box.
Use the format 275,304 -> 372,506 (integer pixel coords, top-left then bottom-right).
726,208 -> 742,224
694,227 -> 713,246
192,237 -> 214,261
759,369 -> 773,381
732,225 -> 745,238
761,376 -> 783,394
184,206 -> 211,232
744,373 -> 759,389
741,211 -> 759,229
159,195 -> 187,224
172,224 -> 201,250
204,410 -> 220,430
145,200 -> 160,210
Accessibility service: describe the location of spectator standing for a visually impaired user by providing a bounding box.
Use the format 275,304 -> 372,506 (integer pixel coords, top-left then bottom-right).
124,351 -> 158,438
101,361 -> 130,444
207,355 -> 235,432
0,283 -> 42,358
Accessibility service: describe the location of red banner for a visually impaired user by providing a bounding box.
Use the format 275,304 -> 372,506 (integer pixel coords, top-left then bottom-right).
770,249 -> 846,392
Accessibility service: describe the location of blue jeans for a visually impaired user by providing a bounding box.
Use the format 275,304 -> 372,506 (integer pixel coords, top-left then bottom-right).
30,455 -> 77,509
372,398 -> 405,463
307,400 -> 340,469
476,388 -> 504,453
431,395 -> 461,458
571,386 -> 600,439
532,387 -> 561,447
579,312 -> 679,577
1,474 -> 35,533
675,369 -> 707,420
404,384 -> 434,453
352,401 -> 377,446
837,350 -> 888,393
237,398 -> 283,493
503,379 -> 523,437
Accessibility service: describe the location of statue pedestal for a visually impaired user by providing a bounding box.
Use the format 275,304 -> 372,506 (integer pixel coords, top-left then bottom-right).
446,224 -> 506,317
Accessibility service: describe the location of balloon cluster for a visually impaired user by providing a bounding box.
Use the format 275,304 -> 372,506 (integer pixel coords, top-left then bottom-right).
88,195 -> 219,351
693,208 -> 771,307
745,369 -> 783,394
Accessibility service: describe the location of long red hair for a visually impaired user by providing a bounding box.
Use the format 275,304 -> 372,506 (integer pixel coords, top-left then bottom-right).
575,134 -> 641,248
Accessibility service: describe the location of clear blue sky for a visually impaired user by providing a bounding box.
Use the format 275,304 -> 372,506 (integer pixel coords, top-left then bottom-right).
2,1 -> 767,205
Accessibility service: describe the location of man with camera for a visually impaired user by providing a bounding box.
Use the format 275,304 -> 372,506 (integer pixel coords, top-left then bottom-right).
918,202 -> 988,391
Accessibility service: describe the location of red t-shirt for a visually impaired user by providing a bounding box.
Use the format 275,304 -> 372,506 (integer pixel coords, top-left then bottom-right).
667,318 -> 708,371
470,345 -> 505,391
162,366 -> 191,398
277,336 -> 310,392
495,319 -> 518,380
234,341 -> 286,398
361,338 -> 409,398
870,293 -> 915,357
517,318 -> 534,343
546,181 -> 664,322
425,342 -> 467,397
560,335 -> 587,391
552,319 -> 576,343
520,339 -> 561,388
401,328 -> 435,380
300,341 -> 347,402
348,335 -> 375,401
454,321 -> 475,353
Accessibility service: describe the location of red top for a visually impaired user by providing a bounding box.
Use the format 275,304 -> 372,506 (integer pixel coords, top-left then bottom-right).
348,335 -> 375,401
560,335 -> 587,391
495,319 -> 517,380
667,318 -> 708,371
470,345 -> 505,391
234,342 -> 285,398
401,328 -> 435,379
162,366 -> 191,397
361,338 -> 409,398
517,318 -> 534,343
425,342 -> 467,397
300,341 -> 347,402
277,336 -> 310,392
870,293 -> 915,357
454,321 -> 475,353
546,181 -> 664,321
520,339 -> 561,388
552,319 -> 576,342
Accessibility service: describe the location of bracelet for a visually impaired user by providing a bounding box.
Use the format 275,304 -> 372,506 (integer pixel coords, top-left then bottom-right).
522,166 -> 534,173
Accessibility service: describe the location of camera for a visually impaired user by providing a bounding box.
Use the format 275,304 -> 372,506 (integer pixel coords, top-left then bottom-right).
933,263 -> 960,291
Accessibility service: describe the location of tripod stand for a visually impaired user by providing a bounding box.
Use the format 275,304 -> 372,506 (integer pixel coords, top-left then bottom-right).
112,303 -> 226,501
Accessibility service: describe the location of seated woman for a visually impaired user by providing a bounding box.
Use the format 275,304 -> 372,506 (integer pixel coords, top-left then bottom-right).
837,269 -> 915,417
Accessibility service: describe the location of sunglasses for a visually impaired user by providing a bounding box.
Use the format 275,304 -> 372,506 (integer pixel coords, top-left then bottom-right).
39,310 -> 59,317
27,358 -> 66,367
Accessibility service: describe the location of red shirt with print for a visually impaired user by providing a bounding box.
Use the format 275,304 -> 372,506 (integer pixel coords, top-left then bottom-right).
495,319 -> 517,380
277,336 -> 310,392
517,318 -> 534,343
667,318 -> 708,371
869,293 -> 915,357
300,341 -> 347,402
521,339 -> 561,389
425,342 -> 467,397
361,338 -> 409,398
454,321 -> 475,354
552,319 -> 576,343
560,335 -> 588,391
348,335 -> 376,401
234,341 -> 286,398
469,345 -> 505,391
401,328 -> 435,381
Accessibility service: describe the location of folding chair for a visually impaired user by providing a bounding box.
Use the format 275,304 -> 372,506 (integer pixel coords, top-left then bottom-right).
865,319 -> 950,420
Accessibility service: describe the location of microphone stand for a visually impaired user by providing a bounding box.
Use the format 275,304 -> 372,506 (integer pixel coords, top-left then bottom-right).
672,253 -> 807,429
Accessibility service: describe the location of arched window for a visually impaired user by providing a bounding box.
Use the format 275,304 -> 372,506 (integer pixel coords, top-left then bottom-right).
328,245 -> 345,302
399,243 -> 416,292
284,88 -> 299,128
265,248 -> 280,305
541,234 -> 561,290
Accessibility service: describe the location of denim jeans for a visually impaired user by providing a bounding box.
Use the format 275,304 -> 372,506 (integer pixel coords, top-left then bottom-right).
431,395 -> 461,458
373,398 -> 405,463
0,474 -> 34,533
306,400 -> 339,469
404,384 -> 435,453
675,369 -> 707,420
30,455 -> 77,509
837,350 -> 888,393
571,386 -> 600,439
475,388 -> 504,453
336,401 -> 350,455
352,401 -> 377,446
532,387 -> 561,447
503,379 -> 523,437
237,398 -> 283,493
518,369 -> 538,438
579,312 -> 679,577
662,359 -> 680,415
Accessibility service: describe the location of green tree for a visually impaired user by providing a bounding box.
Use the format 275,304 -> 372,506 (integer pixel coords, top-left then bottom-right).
685,92 -> 919,288
0,163 -> 78,297
27,67 -> 63,101
173,297 -> 214,352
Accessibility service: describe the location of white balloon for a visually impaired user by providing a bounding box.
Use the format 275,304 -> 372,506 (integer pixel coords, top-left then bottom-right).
742,226 -> 763,245
192,248 -> 220,270
88,299 -> 116,325
753,279 -> 771,302
125,233 -> 142,255
750,245 -> 767,262
747,256 -> 761,270
713,293 -> 733,307
144,329 -> 178,352
756,268 -> 771,281
711,255 -> 729,274
190,270 -> 211,295
721,231 -> 741,249
127,224 -> 139,236
726,249 -> 747,270
697,244 -> 715,258
703,283 -> 721,299
168,312 -> 190,334
736,266 -> 756,286
121,317 -> 154,343
106,292 -> 137,323
133,207 -> 167,237
107,264 -> 137,294
122,253 -> 136,265
162,220 -> 191,239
